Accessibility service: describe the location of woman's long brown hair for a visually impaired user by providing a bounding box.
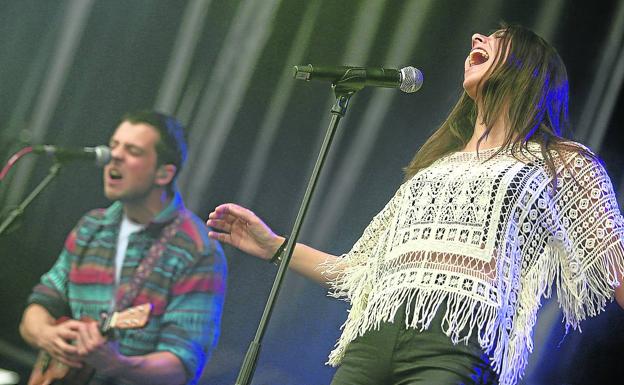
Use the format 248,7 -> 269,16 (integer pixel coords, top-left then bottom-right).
404,23 -> 592,181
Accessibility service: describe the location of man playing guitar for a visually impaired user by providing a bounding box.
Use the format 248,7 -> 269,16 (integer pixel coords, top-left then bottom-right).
19,111 -> 227,385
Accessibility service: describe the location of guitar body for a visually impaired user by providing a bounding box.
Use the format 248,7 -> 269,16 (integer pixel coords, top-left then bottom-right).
27,303 -> 152,385
28,348 -> 94,385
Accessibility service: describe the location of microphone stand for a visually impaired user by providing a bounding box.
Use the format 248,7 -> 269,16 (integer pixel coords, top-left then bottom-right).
0,161 -> 62,236
234,80 -> 364,385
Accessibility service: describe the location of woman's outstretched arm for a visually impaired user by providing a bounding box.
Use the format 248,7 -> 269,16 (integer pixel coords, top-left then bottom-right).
207,203 -> 342,285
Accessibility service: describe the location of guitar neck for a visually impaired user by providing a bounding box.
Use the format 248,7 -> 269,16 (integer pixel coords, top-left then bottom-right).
99,314 -> 114,336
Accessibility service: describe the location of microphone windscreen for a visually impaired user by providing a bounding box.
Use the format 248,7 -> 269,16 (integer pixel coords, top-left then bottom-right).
399,67 -> 424,93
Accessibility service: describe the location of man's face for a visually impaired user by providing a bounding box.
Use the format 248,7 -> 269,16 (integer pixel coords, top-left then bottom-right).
103,121 -> 162,203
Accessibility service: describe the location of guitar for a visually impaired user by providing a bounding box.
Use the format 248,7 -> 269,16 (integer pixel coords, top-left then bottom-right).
28,303 -> 152,385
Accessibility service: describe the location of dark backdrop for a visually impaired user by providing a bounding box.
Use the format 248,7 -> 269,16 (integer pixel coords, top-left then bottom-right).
1,1 -> 623,384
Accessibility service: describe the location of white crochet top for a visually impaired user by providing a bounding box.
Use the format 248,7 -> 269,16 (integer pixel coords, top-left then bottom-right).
324,143 -> 624,385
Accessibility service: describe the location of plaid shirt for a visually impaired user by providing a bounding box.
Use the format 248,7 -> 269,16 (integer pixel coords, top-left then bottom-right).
28,192 -> 226,385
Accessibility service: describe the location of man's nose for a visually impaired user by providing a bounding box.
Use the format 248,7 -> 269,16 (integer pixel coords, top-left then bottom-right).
110,146 -> 124,160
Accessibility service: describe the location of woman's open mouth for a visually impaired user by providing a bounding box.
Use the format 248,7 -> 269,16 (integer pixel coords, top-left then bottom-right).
469,48 -> 489,67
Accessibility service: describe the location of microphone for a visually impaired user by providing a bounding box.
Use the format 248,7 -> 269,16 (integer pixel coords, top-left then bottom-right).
293,65 -> 423,93
32,145 -> 111,167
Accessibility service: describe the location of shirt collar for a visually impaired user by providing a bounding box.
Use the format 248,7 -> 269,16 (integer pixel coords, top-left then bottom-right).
101,191 -> 186,230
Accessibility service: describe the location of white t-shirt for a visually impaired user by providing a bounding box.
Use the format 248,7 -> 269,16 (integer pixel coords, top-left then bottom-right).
115,214 -> 145,284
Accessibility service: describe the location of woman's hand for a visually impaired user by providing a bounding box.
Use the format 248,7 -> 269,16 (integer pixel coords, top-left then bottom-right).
208,203 -> 340,285
207,203 -> 283,261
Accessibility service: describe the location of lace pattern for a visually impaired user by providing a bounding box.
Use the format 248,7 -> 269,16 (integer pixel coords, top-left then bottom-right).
322,144 -> 624,385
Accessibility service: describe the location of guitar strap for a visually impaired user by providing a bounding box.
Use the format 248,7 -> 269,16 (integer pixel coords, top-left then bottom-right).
114,212 -> 185,311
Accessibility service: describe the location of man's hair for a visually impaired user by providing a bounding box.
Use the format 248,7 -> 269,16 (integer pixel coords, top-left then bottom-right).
404,23 -> 592,180
120,110 -> 188,194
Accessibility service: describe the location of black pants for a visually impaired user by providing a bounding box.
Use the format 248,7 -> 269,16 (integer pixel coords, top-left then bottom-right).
331,304 -> 498,385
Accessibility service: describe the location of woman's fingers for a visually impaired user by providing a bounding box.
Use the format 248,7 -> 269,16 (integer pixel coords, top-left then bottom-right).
208,230 -> 232,244
208,204 -> 262,236
209,204 -> 253,226
206,218 -> 232,233
207,203 -> 277,254
216,203 -> 257,223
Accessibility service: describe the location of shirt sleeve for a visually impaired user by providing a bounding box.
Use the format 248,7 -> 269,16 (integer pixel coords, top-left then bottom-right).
155,237 -> 227,385
26,219 -> 85,319
324,182 -> 406,303
551,151 -> 624,328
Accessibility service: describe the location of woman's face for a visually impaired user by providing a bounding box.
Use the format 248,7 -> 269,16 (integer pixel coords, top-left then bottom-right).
463,30 -> 506,100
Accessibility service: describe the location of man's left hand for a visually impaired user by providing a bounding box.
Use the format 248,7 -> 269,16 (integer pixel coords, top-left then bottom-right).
73,321 -> 126,376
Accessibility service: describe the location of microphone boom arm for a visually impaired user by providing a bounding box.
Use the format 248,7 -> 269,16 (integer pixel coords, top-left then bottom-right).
0,162 -> 62,236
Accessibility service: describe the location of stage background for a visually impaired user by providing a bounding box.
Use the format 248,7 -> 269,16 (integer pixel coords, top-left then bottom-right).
1,1 -> 623,384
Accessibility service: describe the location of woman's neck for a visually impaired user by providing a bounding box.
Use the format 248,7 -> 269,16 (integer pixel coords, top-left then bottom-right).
463,110 -> 508,151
